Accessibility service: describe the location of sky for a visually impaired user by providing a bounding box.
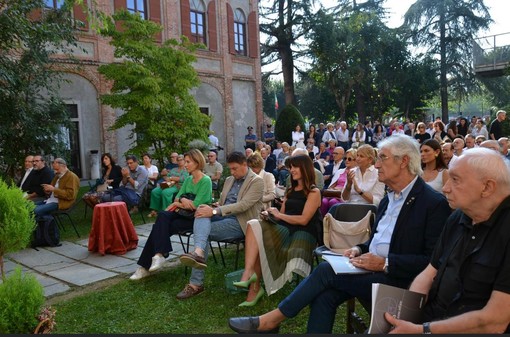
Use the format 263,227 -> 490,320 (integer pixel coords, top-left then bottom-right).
381,0 -> 510,42
264,0 -> 510,74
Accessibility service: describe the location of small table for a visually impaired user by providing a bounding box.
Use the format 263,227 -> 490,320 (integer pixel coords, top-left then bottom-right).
88,201 -> 138,255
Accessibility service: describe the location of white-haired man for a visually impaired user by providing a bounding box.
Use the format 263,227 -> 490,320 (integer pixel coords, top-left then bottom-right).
387,148 -> 510,333
489,110 -> 506,140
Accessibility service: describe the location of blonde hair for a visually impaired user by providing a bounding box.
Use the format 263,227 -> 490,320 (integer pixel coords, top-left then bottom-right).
247,153 -> 264,170
356,144 -> 377,165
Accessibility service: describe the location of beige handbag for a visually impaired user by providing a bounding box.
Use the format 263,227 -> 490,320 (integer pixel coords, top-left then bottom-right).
323,211 -> 372,253
96,182 -> 109,193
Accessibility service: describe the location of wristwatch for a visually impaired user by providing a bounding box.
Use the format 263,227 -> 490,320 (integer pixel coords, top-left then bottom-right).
423,322 -> 432,334
212,208 -> 218,215
359,189 -> 364,196
383,258 -> 389,274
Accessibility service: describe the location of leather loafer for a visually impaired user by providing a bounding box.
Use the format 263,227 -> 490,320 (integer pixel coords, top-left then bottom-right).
228,316 -> 279,334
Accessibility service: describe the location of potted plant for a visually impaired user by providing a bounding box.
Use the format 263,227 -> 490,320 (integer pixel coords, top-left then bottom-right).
0,179 -> 51,333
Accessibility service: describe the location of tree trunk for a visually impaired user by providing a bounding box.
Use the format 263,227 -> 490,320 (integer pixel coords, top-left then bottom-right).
280,42 -> 296,106
354,84 -> 366,122
439,9 -> 449,122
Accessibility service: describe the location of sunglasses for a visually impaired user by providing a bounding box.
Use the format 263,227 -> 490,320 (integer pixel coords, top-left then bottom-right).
346,157 -> 355,161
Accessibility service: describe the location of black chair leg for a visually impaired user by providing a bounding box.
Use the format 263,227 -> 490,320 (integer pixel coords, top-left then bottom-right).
63,213 -> 80,237
209,242 -> 218,265
215,242 -> 226,267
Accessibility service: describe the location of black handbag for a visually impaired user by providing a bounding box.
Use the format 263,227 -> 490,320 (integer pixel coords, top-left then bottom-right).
175,193 -> 196,219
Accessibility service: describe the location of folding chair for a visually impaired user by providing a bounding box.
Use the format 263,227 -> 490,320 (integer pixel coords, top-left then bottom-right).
51,200 -> 81,237
312,203 -> 377,334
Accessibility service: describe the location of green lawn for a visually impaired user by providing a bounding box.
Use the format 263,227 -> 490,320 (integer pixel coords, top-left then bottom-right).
52,186 -> 369,333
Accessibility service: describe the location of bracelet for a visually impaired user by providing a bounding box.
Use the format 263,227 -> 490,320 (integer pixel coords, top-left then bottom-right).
423,322 -> 432,334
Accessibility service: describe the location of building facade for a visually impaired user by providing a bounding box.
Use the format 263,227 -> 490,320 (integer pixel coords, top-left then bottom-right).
47,0 -> 262,178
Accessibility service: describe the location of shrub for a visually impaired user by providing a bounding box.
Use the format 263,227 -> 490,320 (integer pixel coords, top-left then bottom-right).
275,104 -> 306,145
188,139 -> 210,157
0,267 -> 44,333
0,179 -> 36,278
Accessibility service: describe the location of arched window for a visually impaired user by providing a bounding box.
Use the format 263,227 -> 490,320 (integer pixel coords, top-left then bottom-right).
234,9 -> 246,55
127,0 -> 147,19
190,0 -> 206,44
45,0 -> 64,9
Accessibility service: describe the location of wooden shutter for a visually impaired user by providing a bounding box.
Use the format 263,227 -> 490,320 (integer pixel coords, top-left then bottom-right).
226,3 -> 235,55
114,0 -> 126,31
148,0 -> 162,42
207,1 -> 217,52
247,11 -> 258,58
180,0 -> 192,40
73,0 -> 89,31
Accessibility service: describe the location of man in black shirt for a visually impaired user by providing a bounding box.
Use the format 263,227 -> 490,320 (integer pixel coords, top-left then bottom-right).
489,110 -> 506,140
26,155 -> 55,202
387,148 -> 510,334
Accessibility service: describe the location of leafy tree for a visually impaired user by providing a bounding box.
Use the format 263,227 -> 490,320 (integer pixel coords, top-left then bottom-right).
275,104 -> 305,144
295,73 -> 338,124
306,4 -> 408,122
402,0 -> 492,121
259,0 -> 315,106
262,76 -> 284,120
98,10 -> 210,165
0,0 -> 80,180
393,56 -> 440,120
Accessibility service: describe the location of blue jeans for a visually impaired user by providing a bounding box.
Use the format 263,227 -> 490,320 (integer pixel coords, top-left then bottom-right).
278,261 -> 390,333
190,215 -> 243,286
34,201 -> 59,217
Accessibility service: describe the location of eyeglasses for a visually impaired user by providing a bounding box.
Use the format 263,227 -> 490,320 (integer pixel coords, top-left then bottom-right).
376,154 -> 394,162
207,155 -> 214,157
333,152 -> 341,155
346,157 -> 354,161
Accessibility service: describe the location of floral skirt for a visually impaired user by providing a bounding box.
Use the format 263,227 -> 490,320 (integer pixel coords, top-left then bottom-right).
247,218 -> 316,295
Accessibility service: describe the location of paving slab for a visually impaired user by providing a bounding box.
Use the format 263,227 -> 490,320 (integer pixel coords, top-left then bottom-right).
110,262 -> 140,274
81,253 -> 134,269
45,241 -> 92,260
8,248 -> 78,273
46,263 -> 118,286
43,282 -> 72,297
122,246 -> 144,259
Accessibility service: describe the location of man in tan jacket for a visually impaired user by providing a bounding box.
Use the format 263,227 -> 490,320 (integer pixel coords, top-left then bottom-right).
177,151 -> 264,300
34,158 -> 80,217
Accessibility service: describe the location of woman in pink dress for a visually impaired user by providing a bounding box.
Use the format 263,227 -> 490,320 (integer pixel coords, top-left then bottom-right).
320,148 -> 357,216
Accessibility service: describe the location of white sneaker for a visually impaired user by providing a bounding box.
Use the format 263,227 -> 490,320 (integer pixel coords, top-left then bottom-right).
148,255 -> 167,272
129,267 -> 150,280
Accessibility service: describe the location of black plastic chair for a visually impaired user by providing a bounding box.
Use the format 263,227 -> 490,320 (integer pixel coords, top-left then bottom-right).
313,203 -> 377,334
313,203 -> 377,262
51,200 -> 81,237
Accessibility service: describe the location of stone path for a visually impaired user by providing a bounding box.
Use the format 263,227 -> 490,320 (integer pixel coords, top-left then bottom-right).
3,223 -> 191,298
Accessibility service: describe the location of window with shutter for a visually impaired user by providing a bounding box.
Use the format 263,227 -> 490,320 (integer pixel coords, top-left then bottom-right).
190,0 -> 206,45
234,9 -> 246,56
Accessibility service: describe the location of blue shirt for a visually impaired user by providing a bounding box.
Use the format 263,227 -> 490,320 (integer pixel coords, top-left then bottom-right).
368,176 -> 418,257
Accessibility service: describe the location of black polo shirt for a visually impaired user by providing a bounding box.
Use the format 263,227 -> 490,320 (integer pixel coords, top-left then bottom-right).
423,196 -> 510,325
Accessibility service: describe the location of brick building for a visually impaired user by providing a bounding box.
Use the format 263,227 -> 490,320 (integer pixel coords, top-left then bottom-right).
46,0 -> 262,178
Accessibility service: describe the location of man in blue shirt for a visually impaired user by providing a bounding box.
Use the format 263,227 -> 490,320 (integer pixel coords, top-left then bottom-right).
244,126 -> 257,151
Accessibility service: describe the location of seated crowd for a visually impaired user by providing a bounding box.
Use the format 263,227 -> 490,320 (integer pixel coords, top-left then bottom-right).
18,111 -> 510,333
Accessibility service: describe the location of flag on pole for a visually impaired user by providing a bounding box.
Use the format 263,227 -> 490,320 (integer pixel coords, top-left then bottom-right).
274,92 -> 279,111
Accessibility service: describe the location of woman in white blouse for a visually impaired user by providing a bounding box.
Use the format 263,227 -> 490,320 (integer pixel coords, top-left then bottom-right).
351,123 -> 366,147
341,144 -> 385,207
291,124 -> 305,149
142,153 -> 159,185
247,153 -> 276,210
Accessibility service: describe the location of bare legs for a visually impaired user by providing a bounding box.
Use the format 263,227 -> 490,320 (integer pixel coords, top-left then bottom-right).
241,224 -> 263,302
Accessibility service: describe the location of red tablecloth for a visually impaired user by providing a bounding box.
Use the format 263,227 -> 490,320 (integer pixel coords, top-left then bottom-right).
88,201 -> 138,255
